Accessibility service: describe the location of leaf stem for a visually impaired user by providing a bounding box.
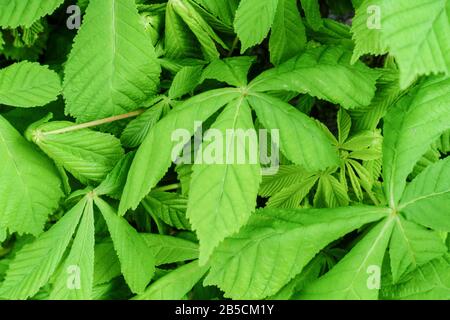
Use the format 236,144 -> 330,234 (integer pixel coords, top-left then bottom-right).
227,36 -> 239,57
153,183 -> 181,193
42,109 -> 145,136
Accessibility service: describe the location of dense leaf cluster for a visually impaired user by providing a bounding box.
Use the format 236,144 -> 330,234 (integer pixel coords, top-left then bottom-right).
0,0 -> 449,300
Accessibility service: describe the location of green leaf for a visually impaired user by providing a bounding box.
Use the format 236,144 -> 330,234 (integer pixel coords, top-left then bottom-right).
381,254 -> 450,300
204,206 -> 389,299
169,65 -> 204,99
63,0 -> 161,122
141,234 -> 199,265
300,217 -> 395,300
143,192 -> 191,230
201,56 -> 255,87
259,165 -> 307,197
133,261 -> 209,300
299,0 -> 323,31
248,93 -> 339,172
269,0 -> 306,66
0,62 -> 61,108
389,215 -> 447,283
95,197 -> 155,294
95,153 -> 135,199
383,76 -> 450,207
399,158 -> 450,232
0,0 -> 65,28
381,0 -> 450,88
187,97 -> 261,264
121,98 -> 167,148
234,0 -> 279,52
0,199 -> 86,300
0,116 -> 63,236
313,174 -> 350,208
250,45 -> 380,109
267,175 -> 318,208
50,199 -> 95,300
93,239 -> 122,286
31,121 -> 124,184
120,88 -> 240,214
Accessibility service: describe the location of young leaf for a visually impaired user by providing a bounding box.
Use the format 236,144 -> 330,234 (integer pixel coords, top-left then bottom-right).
0,62 -> 61,108
63,0 -> 161,122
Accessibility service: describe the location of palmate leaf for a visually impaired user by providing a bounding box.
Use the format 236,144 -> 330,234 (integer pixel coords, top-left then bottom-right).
389,215 -> 447,283
0,199 -> 87,300
201,56 -> 255,87
0,0 -> 65,28
383,76 -> 450,207
0,62 -> 61,108
234,0 -> 279,52
49,199 -> 95,300
204,206 -> 388,299
399,158 -> 450,232
250,45 -> 380,109
119,88 -> 240,214
63,0 -> 161,122
0,116 -> 63,236
133,261 -> 209,300
94,197 -> 155,294
32,121 -> 124,184
187,97 -> 261,264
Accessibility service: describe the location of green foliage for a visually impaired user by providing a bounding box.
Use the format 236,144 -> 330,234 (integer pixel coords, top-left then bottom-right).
0,0 -> 449,302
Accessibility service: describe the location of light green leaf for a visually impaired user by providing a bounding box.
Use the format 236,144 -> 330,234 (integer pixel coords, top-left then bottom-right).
201,56 -> 255,87
95,197 -> 155,294
169,65 -> 204,99
250,45 -> 380,109
313,174 -> 350,208
204,206 -> 389,299
0,199 -> 86,300
93,239 -> 122,286
31,121 -> 124,184
269,0 -> 306,66
299,0 -> 323,31
383,76 -> 450,207
399,158 -> 450,232
381,0 -> 450,88
187,97 -> 261,264
0,62 -> 61,108
0,0 -> 65,28
141,234 -> 199,265
143,192 -> 191,230
300,217 -> 394,300
259,165 -> 307,197
381,254 -> 450,300
267,175 -> 318,208
234,0 -> 279,52
389,215 -> 447,283
0,116 -> 63,236
120,88 -> 240,215
133,261 -> 209,300
95,153 -> 134,199
248,93 -> 339,172
63,0 -> 161,122
50,199 -> 95,300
